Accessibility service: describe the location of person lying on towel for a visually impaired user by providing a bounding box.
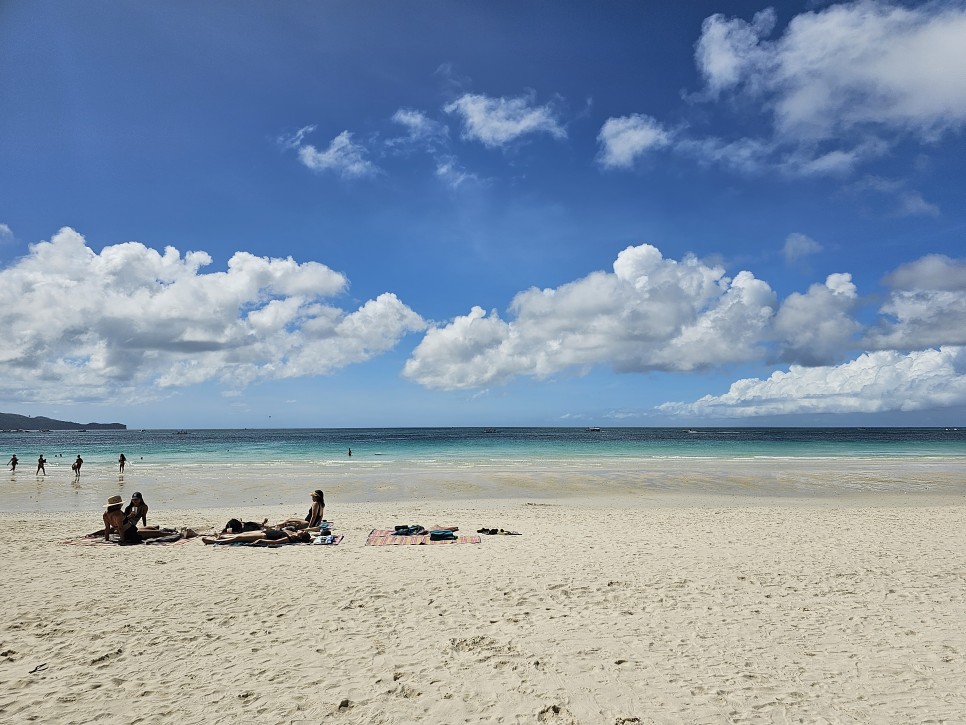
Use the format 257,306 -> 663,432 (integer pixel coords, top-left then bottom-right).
202,529 -> 313,546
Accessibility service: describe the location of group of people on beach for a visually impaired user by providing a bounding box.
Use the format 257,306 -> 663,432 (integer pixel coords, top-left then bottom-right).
7,452 -> 127,476
96,488 -> 327,547
201,489 -> 327,546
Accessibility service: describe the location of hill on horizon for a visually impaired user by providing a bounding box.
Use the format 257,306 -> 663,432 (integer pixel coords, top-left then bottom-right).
0,412 -> 126,430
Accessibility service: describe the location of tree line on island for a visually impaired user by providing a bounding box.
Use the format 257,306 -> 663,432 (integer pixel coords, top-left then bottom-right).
0,412 -> 126,431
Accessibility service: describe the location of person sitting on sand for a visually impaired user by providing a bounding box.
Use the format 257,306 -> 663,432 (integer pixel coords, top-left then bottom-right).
103,494 -> 142,545
273,490 -> 326,530
202,529 -> 313,546
96,495 -> 187,543
124,491 -> 148,526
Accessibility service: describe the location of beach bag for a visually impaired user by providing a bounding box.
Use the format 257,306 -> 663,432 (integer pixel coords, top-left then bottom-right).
429,530 -> 456,541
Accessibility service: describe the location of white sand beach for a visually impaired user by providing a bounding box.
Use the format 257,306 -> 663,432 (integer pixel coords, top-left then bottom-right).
2,489 -> 966,724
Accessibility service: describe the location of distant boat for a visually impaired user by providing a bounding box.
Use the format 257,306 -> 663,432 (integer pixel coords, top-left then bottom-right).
586,427 -> 602,432
175,430 -> 189,435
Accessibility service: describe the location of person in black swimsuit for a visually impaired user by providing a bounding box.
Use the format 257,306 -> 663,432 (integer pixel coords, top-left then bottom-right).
103,495 -> 142,545
36,455 -> 46,475
124,492 -> 148,526
201,529 -> 312,545
7,454 -> 17,472
118,453 -> 126,473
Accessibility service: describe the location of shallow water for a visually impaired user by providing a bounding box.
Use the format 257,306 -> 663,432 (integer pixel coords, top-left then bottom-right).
2,427 -> 965,512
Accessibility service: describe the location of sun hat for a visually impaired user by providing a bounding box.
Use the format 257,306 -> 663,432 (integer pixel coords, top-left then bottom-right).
310,489 -> 324,498
104,494 -> 123,508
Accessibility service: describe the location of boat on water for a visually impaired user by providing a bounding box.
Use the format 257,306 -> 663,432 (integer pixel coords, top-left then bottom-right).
586,427 -> 602,432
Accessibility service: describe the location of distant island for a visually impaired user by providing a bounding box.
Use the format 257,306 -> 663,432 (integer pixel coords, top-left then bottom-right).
0,412 -> 126,431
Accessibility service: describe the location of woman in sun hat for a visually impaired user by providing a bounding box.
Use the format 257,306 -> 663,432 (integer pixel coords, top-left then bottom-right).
103,494 -> 142,545
271,490 -> 326,530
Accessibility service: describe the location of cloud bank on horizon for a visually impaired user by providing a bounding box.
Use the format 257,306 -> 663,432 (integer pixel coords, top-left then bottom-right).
2,226 -> 964,418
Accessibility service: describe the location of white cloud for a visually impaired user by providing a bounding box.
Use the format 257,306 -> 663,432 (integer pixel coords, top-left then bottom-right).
659,347 -> 966,417
297,131 -> 377,178
0,228 -> 425,401
444,92 -> 566,148
773,273 -> 861,365
866,254 -> 966,349
435,156 -> 479,189
0,223 -> 13,244
782,232 -> 822,263
883,254 -> 966,291
697,2 -> 966,142
404,244 -> 779,389
278,125 -> 316,150
605,3 -> 966,178
596,114 -> 672,169
390,109 -> 448,148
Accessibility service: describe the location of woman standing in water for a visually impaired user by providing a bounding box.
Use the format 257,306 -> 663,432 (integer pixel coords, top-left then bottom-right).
7,454 -> 17,472
118,453 -> 126,473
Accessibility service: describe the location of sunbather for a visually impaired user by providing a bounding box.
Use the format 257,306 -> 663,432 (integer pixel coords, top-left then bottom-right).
202,529 -> 313,546
273,489 -> 325,529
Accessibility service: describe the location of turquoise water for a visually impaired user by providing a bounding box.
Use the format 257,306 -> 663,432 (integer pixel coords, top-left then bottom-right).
4,426 -> 965,465
3,428 -> 965,512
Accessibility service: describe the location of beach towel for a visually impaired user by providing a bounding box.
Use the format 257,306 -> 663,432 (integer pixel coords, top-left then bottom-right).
64,533 -> 194,547
365,529 -> 481,546
209,534 -> 344,548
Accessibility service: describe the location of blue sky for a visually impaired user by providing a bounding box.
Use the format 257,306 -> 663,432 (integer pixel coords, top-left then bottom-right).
1,0 -> 965,428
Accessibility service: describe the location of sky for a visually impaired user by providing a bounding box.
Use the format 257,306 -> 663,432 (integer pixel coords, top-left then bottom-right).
1,0 -> 965,429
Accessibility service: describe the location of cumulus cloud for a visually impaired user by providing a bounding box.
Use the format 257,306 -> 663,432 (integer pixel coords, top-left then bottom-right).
659,347 -> 966,417
297,130 -> 377,178
444,92 -> 566,148
782,232 -> 822,263
596,114 -> 672,169
773,273 -> 861,365
404,244 -> 779,389
866,254 -> 966,349
0,223 -> 13,244
0,228 -> 425,402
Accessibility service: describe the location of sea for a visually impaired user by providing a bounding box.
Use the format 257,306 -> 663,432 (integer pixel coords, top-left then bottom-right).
2,427 -> 965,513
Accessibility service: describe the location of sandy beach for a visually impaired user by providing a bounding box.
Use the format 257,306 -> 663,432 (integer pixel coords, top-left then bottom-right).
2,490 -> 966,724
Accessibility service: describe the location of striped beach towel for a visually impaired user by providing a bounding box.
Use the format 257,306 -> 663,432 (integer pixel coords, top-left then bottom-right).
365,529 -> 482,546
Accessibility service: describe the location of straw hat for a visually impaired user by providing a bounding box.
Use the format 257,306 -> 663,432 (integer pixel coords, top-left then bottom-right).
104,494 -> 123,508
310,489 -> 324,499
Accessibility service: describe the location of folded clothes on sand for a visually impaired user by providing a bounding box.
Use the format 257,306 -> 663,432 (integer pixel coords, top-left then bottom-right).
366,529 -> 481,545
477,528 -> 522,535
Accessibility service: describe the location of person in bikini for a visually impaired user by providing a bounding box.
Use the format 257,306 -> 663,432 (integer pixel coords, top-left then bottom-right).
202,529 -> 312,546
103,495 -> 142,545
272,489 -> 325,530
124,492 -> 148,526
